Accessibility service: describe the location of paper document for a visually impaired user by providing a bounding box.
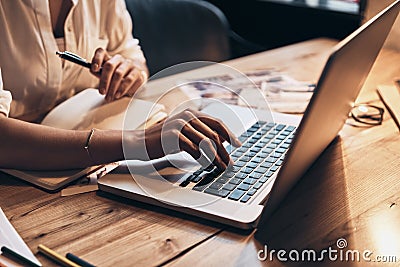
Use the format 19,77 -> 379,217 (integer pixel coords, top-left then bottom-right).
178,69 -> 315,114
0,208 -> 42,266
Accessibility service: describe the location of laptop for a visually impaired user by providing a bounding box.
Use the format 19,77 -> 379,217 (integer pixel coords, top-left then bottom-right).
98,0 -> 400,229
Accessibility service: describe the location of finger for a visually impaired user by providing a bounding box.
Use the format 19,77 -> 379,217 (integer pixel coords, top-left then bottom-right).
91,47 -> 109,75
187,117 -> 232,167
107,59 -> 133,100
178,133 -> 211,168
180,121 -> 227,170
100,54 -> 123,100
196,113 -> 241,147
117,69 -> 140,98
125,70 -> 146,97
180,110 -> 233,165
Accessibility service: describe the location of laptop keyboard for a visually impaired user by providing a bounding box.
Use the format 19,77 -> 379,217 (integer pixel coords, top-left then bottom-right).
182,121 -> 296,203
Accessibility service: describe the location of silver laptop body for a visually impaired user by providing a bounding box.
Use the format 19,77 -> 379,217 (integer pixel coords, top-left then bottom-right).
99,0 -> 400,229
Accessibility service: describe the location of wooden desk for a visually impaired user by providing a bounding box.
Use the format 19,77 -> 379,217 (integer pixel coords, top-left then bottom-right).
1,38 -> 400,266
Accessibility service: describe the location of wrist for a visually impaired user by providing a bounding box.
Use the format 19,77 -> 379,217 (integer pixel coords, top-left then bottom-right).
122,130 -> 149,161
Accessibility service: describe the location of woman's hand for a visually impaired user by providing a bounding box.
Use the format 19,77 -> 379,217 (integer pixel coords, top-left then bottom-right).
128,109 -> 242,171
90,48 -> 148,102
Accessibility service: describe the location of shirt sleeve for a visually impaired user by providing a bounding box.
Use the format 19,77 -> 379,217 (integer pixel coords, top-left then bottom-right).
105,0 -> 147,71
0,69 -> 12,117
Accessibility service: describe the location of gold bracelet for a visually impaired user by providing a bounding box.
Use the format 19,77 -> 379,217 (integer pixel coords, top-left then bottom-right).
84,128 -> 95,162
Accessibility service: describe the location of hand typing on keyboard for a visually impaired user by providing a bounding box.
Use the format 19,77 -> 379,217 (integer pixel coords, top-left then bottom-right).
128,109 -> 242,170
184,121 -> 296,203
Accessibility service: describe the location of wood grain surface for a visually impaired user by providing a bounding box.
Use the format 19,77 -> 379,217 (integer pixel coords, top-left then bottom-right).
1,38 -> 399,266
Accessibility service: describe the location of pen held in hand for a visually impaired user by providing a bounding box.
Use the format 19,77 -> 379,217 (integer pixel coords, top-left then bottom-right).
56,51 -> 102,73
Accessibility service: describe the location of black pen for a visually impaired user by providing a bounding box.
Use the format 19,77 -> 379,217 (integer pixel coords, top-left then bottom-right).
56,51 -> 102,73
66,252 -> 96,267
1,246 -> 41,267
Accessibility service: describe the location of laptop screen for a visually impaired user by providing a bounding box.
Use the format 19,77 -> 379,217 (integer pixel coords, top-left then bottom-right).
266,0 -> 366,15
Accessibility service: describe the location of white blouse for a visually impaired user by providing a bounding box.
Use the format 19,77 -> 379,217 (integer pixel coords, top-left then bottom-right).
0,0 -> 146,120
0,69 -> 12,117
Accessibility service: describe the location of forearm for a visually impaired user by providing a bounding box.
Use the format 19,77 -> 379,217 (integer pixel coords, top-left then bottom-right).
0,116 -> 126,170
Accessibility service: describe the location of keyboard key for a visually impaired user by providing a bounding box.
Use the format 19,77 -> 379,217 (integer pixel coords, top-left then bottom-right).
223,171 -> 235,178
267,144 -> 277,149
235,173 -> 247,179
286,126 -> 296,131
259,176 -> 269,183
272,139 -> 282,144
280,143 -> 290,149
249,172 -> 262,179
238,183 -> 251,191
271,152 -> 282,158
225,145 -> 234,154
281,131 -> 291,136
266,157 -> 277,163
276,124 -> 286,131
240,195 -> 251,203
270,165 -> 279,172
209,182 -> 224,190
261,162 -> 273,168
246,162 -> 258,169
191,175 -> 203,183
232,151 -> 242,157
247,188 -> 257,196
248,139 -> 257,144
229,178 -> 241,185
255,167 -> 268,173
238,147 -> 248,153
276,148 -> 286,153
222,183 -> 236,191
265,171 -> 274,177
235,161 -> 246,167
193,185 -> 207,191
229,189 -> 246,201
231,155 -> 239,161
216,177 -> 229,183
240,168 -> 253,174
243,177 -> 257,185
253,182 -> 263,190
276,135 -> 286,140
204,188 -> 230,197
238,135 -> 248,142
231,166 -> 241,172
275,160 -> 283,166
251,157 -> 263,163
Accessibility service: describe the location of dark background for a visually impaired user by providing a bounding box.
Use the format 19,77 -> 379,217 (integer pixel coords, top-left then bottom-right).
206,0 -> 367,58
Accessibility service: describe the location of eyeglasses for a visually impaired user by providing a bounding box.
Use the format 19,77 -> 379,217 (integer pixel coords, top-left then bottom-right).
349,104 -> 384,126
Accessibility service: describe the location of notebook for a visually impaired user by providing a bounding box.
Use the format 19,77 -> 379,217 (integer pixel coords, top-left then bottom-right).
98,0 -> 400,229
0,208 -> 42,266
1,89 -> 166,192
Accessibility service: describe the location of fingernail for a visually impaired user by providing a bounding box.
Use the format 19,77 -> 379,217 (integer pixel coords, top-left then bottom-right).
93,63 -> 99,72
115,92 -> 121,99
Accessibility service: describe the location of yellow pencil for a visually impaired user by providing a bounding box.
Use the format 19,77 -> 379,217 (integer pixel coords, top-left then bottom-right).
38,245 -> 80,267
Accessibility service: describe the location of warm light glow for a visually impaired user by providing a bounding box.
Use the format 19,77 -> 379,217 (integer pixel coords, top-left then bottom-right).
367,211 -> 400,256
